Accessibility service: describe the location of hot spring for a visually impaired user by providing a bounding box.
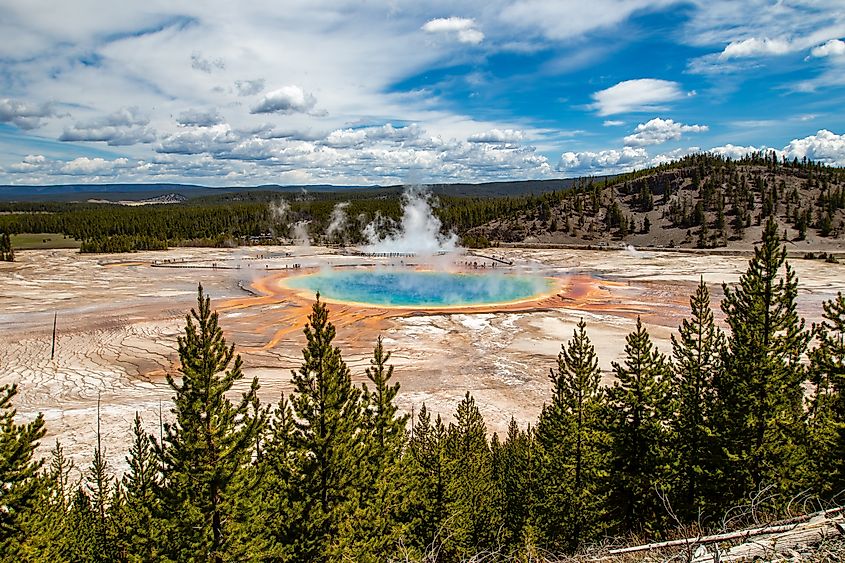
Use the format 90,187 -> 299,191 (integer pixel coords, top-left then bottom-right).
283,269 -> 555,308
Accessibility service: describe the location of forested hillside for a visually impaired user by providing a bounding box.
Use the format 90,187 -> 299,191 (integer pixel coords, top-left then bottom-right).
2,219 -> 844,561
468,151 -> 845,249
1,152 -> 844,254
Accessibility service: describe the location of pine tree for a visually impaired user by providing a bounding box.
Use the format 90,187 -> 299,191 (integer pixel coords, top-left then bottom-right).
120,413 -> 163,562
442,393 -> 500,559
406,404 -> 448,555
669,279 -> 724,521
243,393 -> 299,561
534,319 -> 610,552
807,292 -> 845,497
337,335 -> 411,560
607,317 -> 672,535
85,398 -> 116,561
493,418 -> 536,553
156,283 -> 264,562
16,442 -> 74,562
715,217 -> 810,505
0,384 -> 45,556
288,293 -> 365,561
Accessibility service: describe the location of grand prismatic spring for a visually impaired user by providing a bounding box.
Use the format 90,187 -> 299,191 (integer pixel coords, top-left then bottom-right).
283,269 -> 556,308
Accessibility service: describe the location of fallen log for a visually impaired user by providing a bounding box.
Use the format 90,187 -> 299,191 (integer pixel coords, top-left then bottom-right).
608,506 -> 845,556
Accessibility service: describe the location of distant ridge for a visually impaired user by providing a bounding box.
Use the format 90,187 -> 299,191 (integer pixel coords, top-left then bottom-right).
0,177 -> 611,202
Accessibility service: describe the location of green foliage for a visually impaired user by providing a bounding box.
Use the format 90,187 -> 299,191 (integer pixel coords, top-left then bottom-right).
0,384 -> 45,556
156,283 -> 264,562
715,217 -> 810,506
287,294 -> 365,561
807,292 -> 845,497
442,392 -> 500,559
0,232 -> 13,261
607,317 -> 672,535
534,319 -> 610,552
669,279 -> 724,521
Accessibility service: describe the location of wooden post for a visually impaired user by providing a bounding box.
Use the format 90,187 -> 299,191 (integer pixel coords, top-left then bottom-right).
51,312 -> 57,361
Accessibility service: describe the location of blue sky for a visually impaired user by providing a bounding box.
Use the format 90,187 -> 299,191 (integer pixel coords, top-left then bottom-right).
1,0 -> 844,185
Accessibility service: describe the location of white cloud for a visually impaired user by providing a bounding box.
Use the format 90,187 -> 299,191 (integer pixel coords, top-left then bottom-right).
603,120 -> 624,127
234,79 -> 265,96
810,39 -> 845,58
60,156 -> 130,175
623,117 -> 708,146
501,0 -> 679,41
590,79 -> 685,116
782,129 -> 845,166
707,144 -> 765,160
719,37 -> 792,59
190,52 -> 225,73
0,98 -> 55,130
558,146 -> 651,175
323,123 -> 424,148
467,128 -> 526,144
176,109 -> 224,127
59,107 -> 155,145
422,17 -> 484,44
157,124 -> 239,155
250,86 -> 317,115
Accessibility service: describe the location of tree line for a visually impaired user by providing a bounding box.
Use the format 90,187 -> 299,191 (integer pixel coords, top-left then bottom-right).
1,218 -> 844,562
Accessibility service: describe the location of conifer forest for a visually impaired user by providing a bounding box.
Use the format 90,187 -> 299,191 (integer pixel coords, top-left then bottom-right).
2,217 -> 844,562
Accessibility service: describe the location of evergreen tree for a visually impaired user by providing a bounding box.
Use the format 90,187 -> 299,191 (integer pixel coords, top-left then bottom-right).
243,393 -> 299,561
13,442 -> 73,562
0,384 -> 45,557
120,413 -> 163,562
288,294 -> 365,561
807,292 -> 845,497
492,419 -> 536,553
607,317 -> 672,535
534,319 -> 610,552
669,279 -> 724,522
85,399 -> 116,561
715,217 -> 810,505
337,335 -> 411,560
156,283 -> 264,562
406,404 -> 448,555
442,392 -> 500,559
0,232 -> 13,262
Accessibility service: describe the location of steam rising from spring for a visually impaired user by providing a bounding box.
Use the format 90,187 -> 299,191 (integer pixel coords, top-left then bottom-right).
269,199 -> 290,222
362,186 -> 459,255
326,202 -> 350,241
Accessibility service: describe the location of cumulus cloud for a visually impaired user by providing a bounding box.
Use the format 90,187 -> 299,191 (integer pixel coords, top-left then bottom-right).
707,143 -> 765,160
60,157 -> 130,175
156,124 -> 239,154
59,107 -> 156,145
422,17 -> 484,44
590,79 -> 685,116
558,146 -> 651,175
810,39 -> 845,58
467,128 -> 526,144
250,86 -> 317,115
0,98 -> 55,130
623,117 -> 708,146
190,52 -> 225,73
323,123 -> 423,148
782,129 -> 845,166
176,109 -> 224,127
234,79 -> 265,96
719,37 -> 792,59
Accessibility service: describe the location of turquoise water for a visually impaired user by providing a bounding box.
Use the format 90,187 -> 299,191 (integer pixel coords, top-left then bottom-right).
284,269 -> 554,307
